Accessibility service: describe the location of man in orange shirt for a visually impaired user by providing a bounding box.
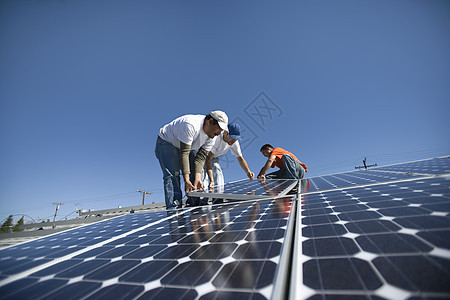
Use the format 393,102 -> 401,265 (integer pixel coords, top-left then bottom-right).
257,144 -> 307,180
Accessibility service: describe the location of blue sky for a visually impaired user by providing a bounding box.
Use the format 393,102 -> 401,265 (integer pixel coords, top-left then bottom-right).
1,0 -> 449,224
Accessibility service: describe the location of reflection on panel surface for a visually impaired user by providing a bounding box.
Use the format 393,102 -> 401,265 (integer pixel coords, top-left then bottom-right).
0,197 -> 294,299
374,156 -> 450,174
1,156 -> 449,299
298,176 -> 450,299
189,178 -> 298,200
299,170 -> 423,193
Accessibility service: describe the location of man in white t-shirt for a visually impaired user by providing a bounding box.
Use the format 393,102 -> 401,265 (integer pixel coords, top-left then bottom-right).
155,111 -> 228,209
203,123 -> 254,203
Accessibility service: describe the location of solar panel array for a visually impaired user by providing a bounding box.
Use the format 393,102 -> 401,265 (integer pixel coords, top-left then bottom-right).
299,168 -> 422,194
293,176 -> 450,299
373,156 -> 450,175
0,156 -> 449,299
290,156 -> 450,298
0,198 -> 295,299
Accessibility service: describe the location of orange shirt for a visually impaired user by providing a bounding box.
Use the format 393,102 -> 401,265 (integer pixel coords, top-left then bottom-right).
271,147 -> 308,172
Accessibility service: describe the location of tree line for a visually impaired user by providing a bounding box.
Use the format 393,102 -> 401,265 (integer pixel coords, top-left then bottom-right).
0,215 -> 24,233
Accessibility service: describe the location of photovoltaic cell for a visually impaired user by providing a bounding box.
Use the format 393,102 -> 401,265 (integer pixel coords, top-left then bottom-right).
0,197 -> 295,299
1,156 -> 449,299
373,156 -> 450,175
293,175 -> 450,299
188,178 -> 298,200
299,169 -> 423,194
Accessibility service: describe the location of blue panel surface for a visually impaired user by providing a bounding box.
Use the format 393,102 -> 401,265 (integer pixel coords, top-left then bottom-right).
373,156 -> 450,175
2,156 -> 449,300
300,170 -> 423,193
0,198 -> 294,300
296,176 -> 450,299
189,178 -> 298,200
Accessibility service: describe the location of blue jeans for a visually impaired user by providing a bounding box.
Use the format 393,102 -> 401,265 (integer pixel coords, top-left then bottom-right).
155,137 -> 184,209
201,156 -> 224,204
266,154 -> 305,179
155,137 -> 199,208
202,157 -> 224,188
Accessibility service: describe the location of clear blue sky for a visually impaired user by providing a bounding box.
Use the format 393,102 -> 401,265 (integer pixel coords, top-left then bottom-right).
1,0 -> 449,224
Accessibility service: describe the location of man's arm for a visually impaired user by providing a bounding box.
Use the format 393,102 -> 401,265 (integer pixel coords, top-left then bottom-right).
180,142 -> 195,194
257,155 -> 276,179
237,156 -> 254,180
205,151 -> 215,188
192,147 -> 209,190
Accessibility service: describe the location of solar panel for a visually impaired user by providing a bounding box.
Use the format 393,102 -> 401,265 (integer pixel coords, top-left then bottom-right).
299,169 -> 424,194
1,156 -> 449,299
290,159 -> 450,299
188,178 -> 298,201
0,197 -> 296,299
373,156 -> 450,175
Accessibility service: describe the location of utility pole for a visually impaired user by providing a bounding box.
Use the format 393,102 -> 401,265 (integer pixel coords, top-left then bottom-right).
52,202 -> 63,229
137,190 -> 151,205
355,157 -> 377,170
73,203 -> 82,217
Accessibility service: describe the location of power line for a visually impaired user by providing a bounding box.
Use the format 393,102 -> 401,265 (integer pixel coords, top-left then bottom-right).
63,188 -> 165,205
0,214 -> 36,224
58,210 -> 78,221
66,192 -> 137,204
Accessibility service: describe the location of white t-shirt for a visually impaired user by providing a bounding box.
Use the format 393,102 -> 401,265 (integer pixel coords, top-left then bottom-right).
211,132 -> 242,158
158,114 -> 216,151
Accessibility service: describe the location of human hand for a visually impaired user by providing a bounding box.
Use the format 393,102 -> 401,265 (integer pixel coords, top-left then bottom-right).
185,180 -> 195,196
247,171 -> 255,180
193,179 -> 204,191
257,174 -> 266,182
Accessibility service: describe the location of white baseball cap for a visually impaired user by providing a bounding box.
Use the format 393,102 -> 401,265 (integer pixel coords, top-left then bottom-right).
210,110 -> 228,130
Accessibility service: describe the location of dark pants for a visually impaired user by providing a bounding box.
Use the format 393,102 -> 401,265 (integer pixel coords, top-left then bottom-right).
266,154 -> 305,179
155,137 -> 182,209
155,136 -> 199,209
